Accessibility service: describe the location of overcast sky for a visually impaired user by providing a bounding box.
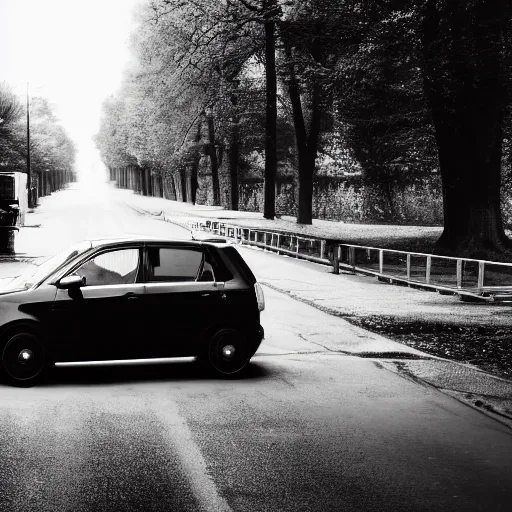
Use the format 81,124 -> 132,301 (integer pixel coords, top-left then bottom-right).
0,0 -> 141,179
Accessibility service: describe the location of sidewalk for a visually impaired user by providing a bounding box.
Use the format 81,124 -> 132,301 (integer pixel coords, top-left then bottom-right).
118,187 -> 443,251
119,188 -> 512,428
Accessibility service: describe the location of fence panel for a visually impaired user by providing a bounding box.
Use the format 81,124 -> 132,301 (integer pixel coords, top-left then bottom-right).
483,262 -> 512,288
429,257 -> 459,288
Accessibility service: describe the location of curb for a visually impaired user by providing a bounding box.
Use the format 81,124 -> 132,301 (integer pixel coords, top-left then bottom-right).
381,362 -> 512,430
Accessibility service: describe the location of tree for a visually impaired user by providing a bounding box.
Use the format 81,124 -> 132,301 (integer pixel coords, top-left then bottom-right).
96,0 -> 276,210
423,0 -> 512,258
1,86 -> 76,194
95,95 -> 137,171
0,83 -> 25,172
127,0 -> 260,205
223,0 -> 281,218
279,0 -> 366,224
28,97 -> 77,194
332,2 -> 438,223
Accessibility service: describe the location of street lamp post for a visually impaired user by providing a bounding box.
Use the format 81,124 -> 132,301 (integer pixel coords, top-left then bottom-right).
26,82 -> 32,207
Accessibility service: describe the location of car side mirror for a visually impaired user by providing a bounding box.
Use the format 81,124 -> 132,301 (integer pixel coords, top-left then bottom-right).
57,275 -> 86,289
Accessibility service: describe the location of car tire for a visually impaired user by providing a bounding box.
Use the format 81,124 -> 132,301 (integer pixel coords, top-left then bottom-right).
1,331 -> 47,387
207,328 -> 250,377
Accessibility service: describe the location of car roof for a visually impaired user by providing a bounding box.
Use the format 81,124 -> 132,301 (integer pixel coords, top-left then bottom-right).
87,236 -> 230,250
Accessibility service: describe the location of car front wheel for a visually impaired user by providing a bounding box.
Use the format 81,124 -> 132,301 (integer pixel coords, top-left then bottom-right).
1,332 -> 46,386
208,328 -> 250,376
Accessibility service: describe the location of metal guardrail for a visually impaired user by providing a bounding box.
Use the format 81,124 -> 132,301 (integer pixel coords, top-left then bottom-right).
336,244 -> 512,302
188,218 -> 512,302
193,219 -> 330,265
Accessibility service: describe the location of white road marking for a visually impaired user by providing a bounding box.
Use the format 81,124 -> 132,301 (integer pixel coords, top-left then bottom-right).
150,392 -> 233,512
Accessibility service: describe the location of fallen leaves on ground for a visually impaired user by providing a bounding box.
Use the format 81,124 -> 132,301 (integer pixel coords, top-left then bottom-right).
351,317 -> 512,380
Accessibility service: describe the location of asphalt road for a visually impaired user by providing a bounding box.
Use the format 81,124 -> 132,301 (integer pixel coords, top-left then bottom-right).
1,182 -> 511,511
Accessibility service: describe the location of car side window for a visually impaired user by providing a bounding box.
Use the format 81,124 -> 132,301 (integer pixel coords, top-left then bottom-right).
74,249 -> 140,287
147,247 -> 203,282
198,261 -> 215,282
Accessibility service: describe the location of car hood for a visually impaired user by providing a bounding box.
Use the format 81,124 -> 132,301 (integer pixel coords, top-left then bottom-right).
0,287 -> 28,296
0,276 -> 29,295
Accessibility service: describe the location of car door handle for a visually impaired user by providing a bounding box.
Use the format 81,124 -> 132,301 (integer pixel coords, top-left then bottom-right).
124,293 -> 140,301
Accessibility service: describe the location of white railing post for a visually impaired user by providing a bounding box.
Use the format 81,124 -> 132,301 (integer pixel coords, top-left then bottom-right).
296,237 -> 299,258
379,250 -> 384,274
333,245 -> 340,274
426,256 -> 432,284
456,259 -> 463,288
478,261 -> 485,289
349,246 -> 355,270
406,253 -> 411,280
320,240 -> 326,260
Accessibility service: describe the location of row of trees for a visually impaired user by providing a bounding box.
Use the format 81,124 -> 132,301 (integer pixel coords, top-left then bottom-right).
96,0 -> 512,259
0,82 -> 77,204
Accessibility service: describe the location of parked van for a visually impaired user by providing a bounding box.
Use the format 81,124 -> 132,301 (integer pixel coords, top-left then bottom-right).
0,171 -> 28,250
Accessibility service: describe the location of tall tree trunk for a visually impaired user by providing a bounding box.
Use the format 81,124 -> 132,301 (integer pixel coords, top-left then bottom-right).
285,44 -> 323,225
186,169 -> 193,204
180,168 -> 188,203
263,2 -> 277,219
206,109 -> 221,206
141,167 -> 147,196
173,174 -> 181,201
158,175 -> 164,198
147,168 -> 153,196
166,174 -> 177,201
136,167 -> 141,194
229,88 -> 240,211
423,0 -> 510,258
37,170 -> 43,198
190,119 -> 202,205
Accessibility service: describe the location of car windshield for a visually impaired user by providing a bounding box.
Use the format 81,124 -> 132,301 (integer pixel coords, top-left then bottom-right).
1,241 -> 92,291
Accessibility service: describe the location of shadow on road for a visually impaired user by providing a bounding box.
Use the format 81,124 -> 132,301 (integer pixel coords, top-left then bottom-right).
40,360 -> 272,387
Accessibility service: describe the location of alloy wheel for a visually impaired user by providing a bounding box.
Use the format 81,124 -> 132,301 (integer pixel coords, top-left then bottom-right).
208,329 -> 249,376
2,333 -> 46,384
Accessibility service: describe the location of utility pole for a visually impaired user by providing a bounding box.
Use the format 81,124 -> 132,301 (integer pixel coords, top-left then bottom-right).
26,82 -> 32,207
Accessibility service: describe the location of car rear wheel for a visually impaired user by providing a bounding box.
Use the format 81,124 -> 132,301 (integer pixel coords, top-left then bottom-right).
208,328 -> 250,376
1,332 -> 46,386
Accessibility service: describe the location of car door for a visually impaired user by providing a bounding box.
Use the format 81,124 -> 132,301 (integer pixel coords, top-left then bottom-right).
50,245 -> 146,362
141,243 -> 223,358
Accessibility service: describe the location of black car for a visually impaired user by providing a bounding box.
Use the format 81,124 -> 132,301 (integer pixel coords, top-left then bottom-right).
0,237 -> 265,386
